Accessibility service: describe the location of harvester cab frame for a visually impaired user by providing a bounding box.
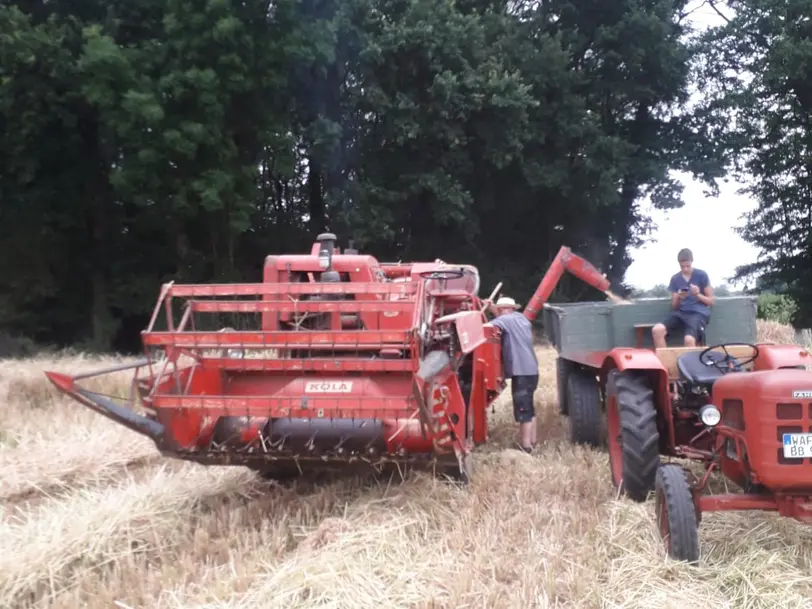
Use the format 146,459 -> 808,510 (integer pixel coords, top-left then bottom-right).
44,237 -> 614,485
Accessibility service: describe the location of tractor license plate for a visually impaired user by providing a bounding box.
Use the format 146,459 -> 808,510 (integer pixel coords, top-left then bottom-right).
782,433 -> 812,459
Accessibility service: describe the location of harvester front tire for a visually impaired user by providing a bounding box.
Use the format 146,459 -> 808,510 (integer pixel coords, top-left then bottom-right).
606,370 -> 660,502
655,464 -> 700,564
567,368 -> 603,447
556,357 -> 572,415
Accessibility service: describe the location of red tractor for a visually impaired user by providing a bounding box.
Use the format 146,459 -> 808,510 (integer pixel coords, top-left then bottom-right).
45,235 -> 612,483
547,296 -> 812,563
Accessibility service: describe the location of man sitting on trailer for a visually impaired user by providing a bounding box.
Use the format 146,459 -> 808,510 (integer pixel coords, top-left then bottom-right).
484,296 -> 539,454
652,248 -> 715,349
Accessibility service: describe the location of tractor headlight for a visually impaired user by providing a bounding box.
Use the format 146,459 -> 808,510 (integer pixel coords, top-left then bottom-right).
699,404 -> 721,427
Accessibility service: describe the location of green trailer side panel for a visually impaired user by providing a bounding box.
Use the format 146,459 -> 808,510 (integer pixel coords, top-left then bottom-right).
542,296 -> 758,362
543,302 -> 615,355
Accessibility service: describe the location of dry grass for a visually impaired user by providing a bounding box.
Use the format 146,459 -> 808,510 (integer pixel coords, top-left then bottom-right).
755,320 -> 799,345
4,321 -> 812,609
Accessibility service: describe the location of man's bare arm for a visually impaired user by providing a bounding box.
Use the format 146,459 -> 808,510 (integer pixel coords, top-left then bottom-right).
697,285 -> 715,306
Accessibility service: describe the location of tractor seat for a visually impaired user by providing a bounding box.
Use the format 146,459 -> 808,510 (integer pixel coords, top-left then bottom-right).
676,350 -> 743,385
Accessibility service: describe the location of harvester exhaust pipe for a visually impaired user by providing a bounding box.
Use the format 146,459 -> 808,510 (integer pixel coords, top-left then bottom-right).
316,232 -> 337,272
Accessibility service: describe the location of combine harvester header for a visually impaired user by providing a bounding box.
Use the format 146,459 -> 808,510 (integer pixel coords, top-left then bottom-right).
45,234 -> 616,482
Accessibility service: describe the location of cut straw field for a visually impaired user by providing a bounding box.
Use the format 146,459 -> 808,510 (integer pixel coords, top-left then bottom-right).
3,322 -> 812,609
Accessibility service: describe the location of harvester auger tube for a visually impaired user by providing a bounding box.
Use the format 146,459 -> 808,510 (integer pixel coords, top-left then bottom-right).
523,246 -> 612,322
516,245 -> 616,424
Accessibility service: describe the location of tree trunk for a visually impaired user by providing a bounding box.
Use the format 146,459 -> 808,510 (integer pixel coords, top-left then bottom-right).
308,157 -> 325,235
606,103 -> 650,286
89,191 -> 114,351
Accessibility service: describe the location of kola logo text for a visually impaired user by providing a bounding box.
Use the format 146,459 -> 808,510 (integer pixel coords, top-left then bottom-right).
305,380 -> 354,393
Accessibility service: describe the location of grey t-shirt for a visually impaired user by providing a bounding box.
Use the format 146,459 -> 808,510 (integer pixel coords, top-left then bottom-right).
490,311 -> 538,377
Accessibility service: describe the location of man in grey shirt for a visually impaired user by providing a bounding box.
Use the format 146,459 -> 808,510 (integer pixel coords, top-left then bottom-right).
485,296 -> 539,453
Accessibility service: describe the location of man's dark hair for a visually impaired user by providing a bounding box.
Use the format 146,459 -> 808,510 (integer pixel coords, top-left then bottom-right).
677,248 -> 693,262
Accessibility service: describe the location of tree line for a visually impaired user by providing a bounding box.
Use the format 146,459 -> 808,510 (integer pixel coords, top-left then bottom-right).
0,0 -> 808,353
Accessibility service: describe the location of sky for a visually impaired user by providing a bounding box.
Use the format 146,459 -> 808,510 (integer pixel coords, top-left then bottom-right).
623,1 -> 762,291
624,173 -> 761,290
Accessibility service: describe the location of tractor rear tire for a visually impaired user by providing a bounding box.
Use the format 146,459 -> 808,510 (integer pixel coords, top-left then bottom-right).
655,464 -> 700,564
606,370 -> 660,502
556,357 -> 572,415
567,368 -> 603,447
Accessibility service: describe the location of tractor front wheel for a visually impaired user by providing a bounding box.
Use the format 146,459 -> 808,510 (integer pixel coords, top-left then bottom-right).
605,369 -> 660,502
655,464 -> 700,564
567,367 -> 603,447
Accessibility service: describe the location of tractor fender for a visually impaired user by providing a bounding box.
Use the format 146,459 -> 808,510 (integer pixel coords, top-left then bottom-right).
754,343 -> 812,371
600,348 -> 673,449
601,347 -> 667,378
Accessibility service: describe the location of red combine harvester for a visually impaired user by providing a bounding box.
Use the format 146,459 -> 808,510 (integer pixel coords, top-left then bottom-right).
45,234 -> 612,482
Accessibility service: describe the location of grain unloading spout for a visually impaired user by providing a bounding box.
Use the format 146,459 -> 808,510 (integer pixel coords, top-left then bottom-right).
523,246 -> 621,322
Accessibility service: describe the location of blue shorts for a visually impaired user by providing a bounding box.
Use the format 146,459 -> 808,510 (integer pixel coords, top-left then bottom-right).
662,311 -> 707,340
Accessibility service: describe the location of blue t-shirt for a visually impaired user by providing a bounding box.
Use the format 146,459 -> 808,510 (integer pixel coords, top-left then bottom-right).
490,311 -> 539,377
668,269 -> 711,318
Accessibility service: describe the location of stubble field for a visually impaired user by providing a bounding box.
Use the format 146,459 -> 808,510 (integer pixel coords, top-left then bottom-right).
3,320 -> 812,609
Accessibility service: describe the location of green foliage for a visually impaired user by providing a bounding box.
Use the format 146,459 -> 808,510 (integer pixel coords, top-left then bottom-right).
0,0 -> 725,352
696,0 -> 812,326
757,293 -> 799,326
629,283 -> 737,299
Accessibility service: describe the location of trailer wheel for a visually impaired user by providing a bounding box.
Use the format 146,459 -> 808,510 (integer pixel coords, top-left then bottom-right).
605,369 -> 660,502
556,357 -> 572,415
655,464 -> 700,564
567,368 -> 603,447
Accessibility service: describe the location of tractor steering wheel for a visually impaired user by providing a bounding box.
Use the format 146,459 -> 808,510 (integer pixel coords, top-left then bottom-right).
419,268 -> 465,281
699,342 -> 759,373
